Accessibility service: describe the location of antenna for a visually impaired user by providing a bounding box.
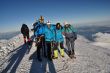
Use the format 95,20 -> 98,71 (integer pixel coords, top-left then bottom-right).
34,16 -> 37,22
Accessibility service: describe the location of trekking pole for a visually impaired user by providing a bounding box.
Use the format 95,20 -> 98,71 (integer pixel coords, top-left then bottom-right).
51,41 -> 54,58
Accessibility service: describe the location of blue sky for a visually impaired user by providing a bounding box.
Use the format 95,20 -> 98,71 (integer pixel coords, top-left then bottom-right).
0,0 -> 110,32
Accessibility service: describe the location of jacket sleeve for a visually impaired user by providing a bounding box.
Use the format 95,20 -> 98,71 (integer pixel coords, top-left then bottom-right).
71,25 -> 77,39
62,27 -> 66,36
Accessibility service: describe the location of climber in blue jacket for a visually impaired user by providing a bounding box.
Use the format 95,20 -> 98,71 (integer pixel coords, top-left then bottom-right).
34,16 -> 46,62
43,21 -> 55,61
53,23 -> 65,59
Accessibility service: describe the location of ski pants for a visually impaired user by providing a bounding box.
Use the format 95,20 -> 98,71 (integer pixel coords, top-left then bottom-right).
23,33 -> 30,43
36,39 -> 42,59
42,36 -> 46,57
36,36 -> 46,59
54,42 -> 64,50
65,37 -> 75,55
45,41 -> 52,59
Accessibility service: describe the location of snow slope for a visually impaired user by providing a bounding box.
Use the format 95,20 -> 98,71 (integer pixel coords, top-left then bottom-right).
0,32 -> 110,73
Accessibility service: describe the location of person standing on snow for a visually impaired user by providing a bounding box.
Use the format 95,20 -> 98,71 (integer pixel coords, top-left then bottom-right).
63,22 -> 77,59
35,16 -> 46,61
21,24 -> 31,44
43,21 -> 55,61
53,23 -> 65,59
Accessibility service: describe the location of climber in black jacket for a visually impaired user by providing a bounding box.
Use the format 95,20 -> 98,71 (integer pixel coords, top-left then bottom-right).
21,24 -> 30,44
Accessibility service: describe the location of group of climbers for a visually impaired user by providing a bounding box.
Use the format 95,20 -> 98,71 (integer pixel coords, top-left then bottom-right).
21,16 -> 77,62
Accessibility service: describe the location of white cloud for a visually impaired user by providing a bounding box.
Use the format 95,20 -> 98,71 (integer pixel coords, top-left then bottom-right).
93,32 -> 110,43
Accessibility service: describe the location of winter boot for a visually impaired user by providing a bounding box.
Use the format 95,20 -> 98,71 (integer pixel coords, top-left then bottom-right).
60,49 -> 64,57
68,51 -> 73,59
71,50 -> 76,59
53,50 -> 58,59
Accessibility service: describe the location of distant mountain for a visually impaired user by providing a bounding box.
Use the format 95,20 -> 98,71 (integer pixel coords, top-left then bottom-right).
0,31 -> 20,40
